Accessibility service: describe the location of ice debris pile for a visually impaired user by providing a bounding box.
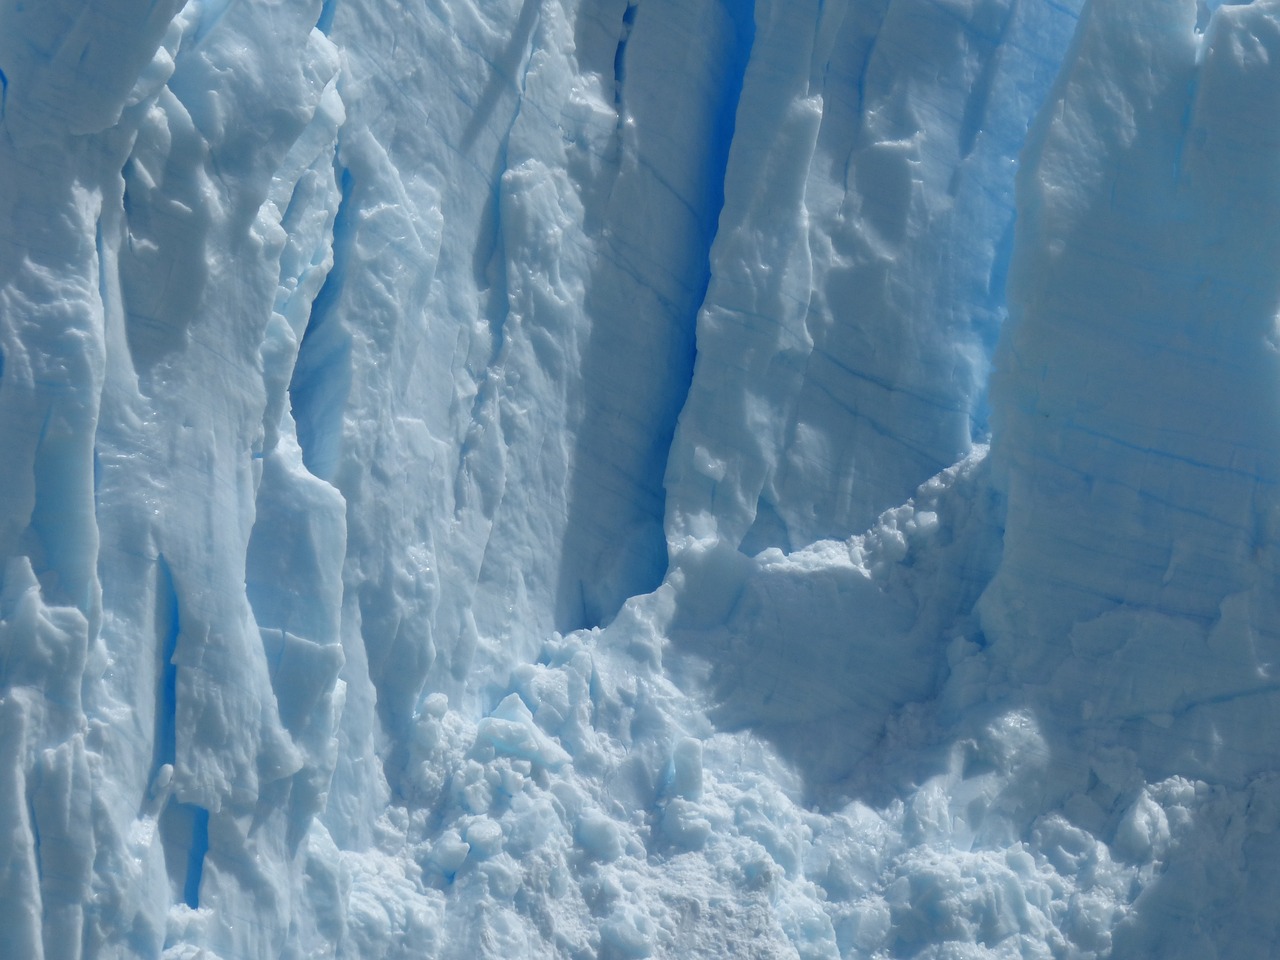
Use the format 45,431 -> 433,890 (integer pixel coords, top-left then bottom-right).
2,0 -> 1280,956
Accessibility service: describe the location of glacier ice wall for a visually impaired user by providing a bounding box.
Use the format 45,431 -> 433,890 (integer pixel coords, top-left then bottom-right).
983,0 -> 1280,783
2,0 -> 1280,957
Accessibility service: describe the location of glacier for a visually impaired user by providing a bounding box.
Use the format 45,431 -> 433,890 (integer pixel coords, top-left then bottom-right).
2,0 -> 1280,956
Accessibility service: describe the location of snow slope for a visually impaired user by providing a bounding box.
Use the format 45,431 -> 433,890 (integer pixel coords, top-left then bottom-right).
2,0 -> 1280,957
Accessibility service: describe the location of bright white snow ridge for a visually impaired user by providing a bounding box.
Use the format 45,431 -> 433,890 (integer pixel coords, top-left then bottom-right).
2,0 -> 1280,956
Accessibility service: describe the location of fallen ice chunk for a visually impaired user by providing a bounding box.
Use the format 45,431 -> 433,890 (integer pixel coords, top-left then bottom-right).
473,694 -> 571,770
574,809 -> 624,862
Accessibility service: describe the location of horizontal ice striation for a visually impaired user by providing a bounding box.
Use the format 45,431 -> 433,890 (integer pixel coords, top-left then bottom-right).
982,0 -> 1280,781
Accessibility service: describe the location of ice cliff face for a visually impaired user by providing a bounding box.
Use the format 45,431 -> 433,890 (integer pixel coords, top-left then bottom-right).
2,0 -> 1280,957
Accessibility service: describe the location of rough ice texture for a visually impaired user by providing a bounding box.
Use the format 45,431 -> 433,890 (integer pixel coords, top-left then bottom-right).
2,0 -> 1280,957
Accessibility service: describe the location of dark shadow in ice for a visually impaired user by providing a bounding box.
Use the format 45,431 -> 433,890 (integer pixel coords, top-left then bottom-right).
159,800 -> 208,909
668,456 -> 1005,809
611,2 -> 639,112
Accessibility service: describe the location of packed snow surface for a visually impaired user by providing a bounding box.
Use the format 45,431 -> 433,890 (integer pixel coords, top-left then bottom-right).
2,0 -> 1280,957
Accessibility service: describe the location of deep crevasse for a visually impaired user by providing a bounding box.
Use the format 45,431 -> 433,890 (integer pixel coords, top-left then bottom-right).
1,0 -> 1279,957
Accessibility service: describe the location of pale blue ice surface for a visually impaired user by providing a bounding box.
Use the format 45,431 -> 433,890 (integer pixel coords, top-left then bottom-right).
2,0 -> 1279,957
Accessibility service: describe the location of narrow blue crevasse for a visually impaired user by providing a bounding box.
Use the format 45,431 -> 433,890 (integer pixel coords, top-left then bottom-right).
183,806 -> 209,909
152,555 -> 179,780
290,164 -> 355,481
629,0 -> 756,506
612,2 -> 639,111
28,795 -> 42,884
553,0 -> 756,631
965,1 -> 1089,443
681,0 -> 754,339
658,0 -> 756,483
160,799 -> 210,909
316,0 -> 339,34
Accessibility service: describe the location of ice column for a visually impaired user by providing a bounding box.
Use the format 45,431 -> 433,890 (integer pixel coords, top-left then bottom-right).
981,0 -> 1280,782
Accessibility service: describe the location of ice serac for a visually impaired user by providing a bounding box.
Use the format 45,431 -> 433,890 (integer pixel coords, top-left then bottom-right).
662,0 -> 1081,807
0,2 -> 181,956
973,1 -> 1280,949
2,0 -> 358,955
982,0 -> 1280,782
302,0 -> 754,758
666,0 -> 1080,553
